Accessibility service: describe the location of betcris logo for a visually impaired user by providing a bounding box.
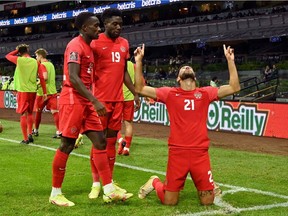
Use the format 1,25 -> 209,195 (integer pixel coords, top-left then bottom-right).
142,0 -> 161,7
32,15 -> 47,22
117,1 -> 136,10
0,20 -> 10,26
94,5 -> 110,14
52,12 -> 67,20
72,9 -> 89,17
14,17 -> 28,25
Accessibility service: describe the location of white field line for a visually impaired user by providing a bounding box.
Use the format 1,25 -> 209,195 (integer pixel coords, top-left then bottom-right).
1,137 -> 288,215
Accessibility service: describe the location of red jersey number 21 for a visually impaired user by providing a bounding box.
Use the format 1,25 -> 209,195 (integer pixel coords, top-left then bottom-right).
111,52 -> 120,62
184,99 -> 195,110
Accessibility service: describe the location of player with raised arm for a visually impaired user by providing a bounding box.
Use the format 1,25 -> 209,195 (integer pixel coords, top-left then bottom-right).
5,44 -> 47,144
134,44 -> 240,206
49,12 -> 132,207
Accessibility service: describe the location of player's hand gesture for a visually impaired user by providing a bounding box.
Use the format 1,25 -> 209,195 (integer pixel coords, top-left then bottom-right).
134,94 -> 141,111
93,100 -> 106,116
134,44 -> 145,62
223,44 -> 234,62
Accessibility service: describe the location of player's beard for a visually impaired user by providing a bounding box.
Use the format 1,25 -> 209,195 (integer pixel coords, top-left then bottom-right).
180,72 -> 195,81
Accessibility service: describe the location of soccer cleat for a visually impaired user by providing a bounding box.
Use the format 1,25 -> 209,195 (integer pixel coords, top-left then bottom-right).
49,194 -> 75,207
117,140 -> 126,155
113,182 -> 127,194
138,175 -> 159,199
32,129 -> 39,137
214,183 -> 222,197
103,189 -> 133,203
52,134 -> 61,139
20,140 -> 29,144
88,185 -> 101,199
28,134 -> 34,143
122,148 -> 130,156
74,134 -> 84,149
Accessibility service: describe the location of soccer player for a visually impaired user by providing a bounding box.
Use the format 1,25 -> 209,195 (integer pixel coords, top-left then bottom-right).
5,44 -> 47,144
134,44 -> 240,206
33,48 -> 60,138
88,8 -> 140,199
49,12 -> 132,207
117,60 -> 136,156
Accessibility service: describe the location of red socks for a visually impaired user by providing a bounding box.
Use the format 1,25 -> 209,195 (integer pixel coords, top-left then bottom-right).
92,148 -> 112,185
52,112 -> 60,131
20,115 -> 28,140
34,111 -> 42,130
27,113 -> 33,134
90,147 -> 100,182
153,178 -> 165,203
106,137 -> 117,175
124,136 -> 132,148
52,149 -> 69,188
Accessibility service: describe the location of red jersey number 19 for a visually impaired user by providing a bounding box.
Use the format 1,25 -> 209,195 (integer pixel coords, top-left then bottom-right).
111,52 -> 120,62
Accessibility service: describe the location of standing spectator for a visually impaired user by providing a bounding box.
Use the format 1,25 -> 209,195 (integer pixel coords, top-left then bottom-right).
5,44 -> 47,144
88,8 -> 140,199
210,76 -> 219,87
134,44 -> 240,206
271,64 -> 279,78
49,12 -> 132,207
117,61 -> 136,156
264,65 -> 272,80
32,48 -> 60,138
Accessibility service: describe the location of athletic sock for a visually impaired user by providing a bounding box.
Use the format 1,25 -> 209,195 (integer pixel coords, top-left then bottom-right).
92,148 -> 112,186
50,187 -> 62,197
52,112 -> 60,131
20,115 -> 28,140
90,147 -> 100,182
106,137 -> 117,176
52,149 -> 69,188
27,113 -> 34,134
34,111 -> 42,130
124,136 -> 132,148
153,178 -> 165,203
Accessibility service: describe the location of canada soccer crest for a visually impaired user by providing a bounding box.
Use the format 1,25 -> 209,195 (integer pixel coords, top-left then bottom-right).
194,92 -> 202,99
120,46 -> 126,52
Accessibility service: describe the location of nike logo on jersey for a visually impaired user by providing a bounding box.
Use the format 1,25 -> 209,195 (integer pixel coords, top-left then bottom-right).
102,47 -> 108,50
176,93 -> 180,96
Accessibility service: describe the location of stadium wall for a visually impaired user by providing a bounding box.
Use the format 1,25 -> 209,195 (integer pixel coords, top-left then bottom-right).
1,91 -> 287,139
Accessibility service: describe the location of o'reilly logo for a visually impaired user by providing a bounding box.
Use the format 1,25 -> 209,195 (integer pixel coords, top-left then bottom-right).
207,101 -> 268,136
4,91 -> 17,109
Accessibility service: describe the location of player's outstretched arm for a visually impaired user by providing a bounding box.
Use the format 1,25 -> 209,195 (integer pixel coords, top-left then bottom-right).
134,44 -> 157,100
217,45 -> 241,99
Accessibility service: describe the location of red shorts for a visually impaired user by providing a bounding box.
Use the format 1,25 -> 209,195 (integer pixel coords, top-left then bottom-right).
59,104 -> 103,139
34,94 -> 58,111
99,101 -> 123,131
122,100 -> 134,121
16,92 -> 36,114
164,148 -> 214,192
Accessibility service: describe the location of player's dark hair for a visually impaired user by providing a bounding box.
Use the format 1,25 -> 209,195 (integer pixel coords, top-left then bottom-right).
101,8 -> 122,23
35,48 -> 48,58
212,76 -> 218,81
74,12 -> 96,30
18,46 -> 28,55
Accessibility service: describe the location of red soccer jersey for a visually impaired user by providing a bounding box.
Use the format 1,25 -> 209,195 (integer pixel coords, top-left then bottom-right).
156,86 -> 218,149
60,36 -> 94,105
90,33 -> 129,102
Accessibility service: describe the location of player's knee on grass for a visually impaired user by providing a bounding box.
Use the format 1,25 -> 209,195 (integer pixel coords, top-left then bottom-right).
163,191 -> 179,206
198,190 -> 214,206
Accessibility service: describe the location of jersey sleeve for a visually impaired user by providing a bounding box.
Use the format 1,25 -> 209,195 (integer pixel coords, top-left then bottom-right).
5,50 -> 18,64
156,87 -> 172,103
66,42 -> 83,65
202,86 -> 219,102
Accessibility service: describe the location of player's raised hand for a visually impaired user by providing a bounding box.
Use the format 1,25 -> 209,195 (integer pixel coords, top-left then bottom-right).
223,44 -> 234,62
134,44 -> 145,62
